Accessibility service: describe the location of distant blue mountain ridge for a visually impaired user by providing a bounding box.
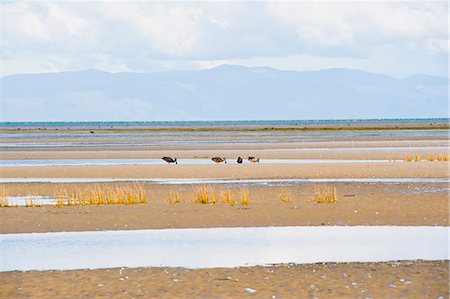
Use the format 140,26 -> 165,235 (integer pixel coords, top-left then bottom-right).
2,65 -> 448,121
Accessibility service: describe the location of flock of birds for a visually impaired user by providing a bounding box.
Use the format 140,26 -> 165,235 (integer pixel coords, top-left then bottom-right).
161,156 -> 260,164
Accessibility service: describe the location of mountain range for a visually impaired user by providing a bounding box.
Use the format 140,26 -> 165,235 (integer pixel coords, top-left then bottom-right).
2,65 -> 448,121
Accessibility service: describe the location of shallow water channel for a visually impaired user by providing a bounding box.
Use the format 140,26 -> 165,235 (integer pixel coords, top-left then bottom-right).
1,226 -> 447,271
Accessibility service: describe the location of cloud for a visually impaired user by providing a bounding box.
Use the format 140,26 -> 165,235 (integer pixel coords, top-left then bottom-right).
2,1 -> 448,76
266,2 -> 448,56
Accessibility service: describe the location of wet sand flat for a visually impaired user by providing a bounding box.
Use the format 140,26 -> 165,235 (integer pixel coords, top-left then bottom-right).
1,260 -> 448,299
1,146 -> 449,161
1,139 -> 449,159
1,162 -> 448,179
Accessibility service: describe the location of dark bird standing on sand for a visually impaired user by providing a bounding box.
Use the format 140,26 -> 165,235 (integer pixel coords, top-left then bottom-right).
248,157 -> 260,163
162,157 -> 177,164
211,157 -> 227,164
237,157 -> 243,164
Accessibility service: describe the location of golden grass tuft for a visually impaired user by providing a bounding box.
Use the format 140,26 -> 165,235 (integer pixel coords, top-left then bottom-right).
0,198 -> 9,207
0,183 -> 148,208
314,186 -> 337,203
221,190 -> 235,206
404,153 -> 450,162
192,186 -> 240,206
426,155 -> 436,161
0,185 -> 7,198
279,188 -> 294,203
239,189 -> 249,205
437,154 -> 450,161
227,195 -> 235,206
404,154 -> 421,162
54,183 -> 148,206
25,196 -> 36,207
193,185 -> 212,204
169,191 -> 181,204
0,185 -> 9,207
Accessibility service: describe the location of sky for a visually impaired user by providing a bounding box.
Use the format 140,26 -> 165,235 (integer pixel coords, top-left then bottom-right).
1,1 -> 449,78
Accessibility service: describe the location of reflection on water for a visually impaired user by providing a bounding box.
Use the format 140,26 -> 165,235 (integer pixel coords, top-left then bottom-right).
1,196 -> 56,206
0,177 -> 448,184
1,226 -> 447,271
0,158 -> 399,167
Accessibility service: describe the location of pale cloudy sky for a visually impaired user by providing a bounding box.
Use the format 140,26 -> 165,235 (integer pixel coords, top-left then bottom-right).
2,1 -> 448,78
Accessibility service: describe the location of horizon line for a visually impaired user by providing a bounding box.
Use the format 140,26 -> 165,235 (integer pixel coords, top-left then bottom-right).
1,118 -> 449,124
1,64 -> 448,80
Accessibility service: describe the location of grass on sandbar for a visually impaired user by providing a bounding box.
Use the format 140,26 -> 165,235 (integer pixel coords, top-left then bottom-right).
404,154 -> 450,162
240,189 -> 249,205
0,186 -> 8,207
192,185 -> 249,206
55,183 -> 148,206
404,154 -> 422,162
169,191 -> 181,204
221,190 -> 235,206
0,185 -> 33,207
314,186 -> 337,204
437,154 -> 450,161
279,188 -> 294,203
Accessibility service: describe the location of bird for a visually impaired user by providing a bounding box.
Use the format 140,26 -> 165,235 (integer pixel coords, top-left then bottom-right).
162,157 -> 177,164
248,157 -> 260,163
211,157 -> 227,164
237,157 -> 243,164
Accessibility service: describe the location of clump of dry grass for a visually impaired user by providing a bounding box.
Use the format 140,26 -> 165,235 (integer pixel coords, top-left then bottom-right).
0,198 -> 9,207
437,154 -> 450,161
1,184 -> 149,208
193,185 -> 213,204
221,190 -> 235,206
240,189 -> 249,205
227,194 -> 235,206
404,154 -> 421,162
426,155 -> 436,161
55,183 -> 148,206
0,185 -> 9,207
404,153 -> 450,162
193,186 -> 243,206
0,185 -> 6,198
169,191 -> 181,204
279,188 -> 294,203
25,196 -> 38,207
314,186 -> 336,203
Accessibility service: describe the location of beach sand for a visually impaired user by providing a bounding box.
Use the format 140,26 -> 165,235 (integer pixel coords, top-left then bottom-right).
1,162 -> 448,179
1,260 -> 448,298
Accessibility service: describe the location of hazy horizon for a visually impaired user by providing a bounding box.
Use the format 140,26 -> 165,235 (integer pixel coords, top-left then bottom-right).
2,64 -> 449,80
1,118 -> 449,124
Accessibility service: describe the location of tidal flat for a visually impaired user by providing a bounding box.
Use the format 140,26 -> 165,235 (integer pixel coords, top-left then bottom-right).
0,120 -> 448,298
